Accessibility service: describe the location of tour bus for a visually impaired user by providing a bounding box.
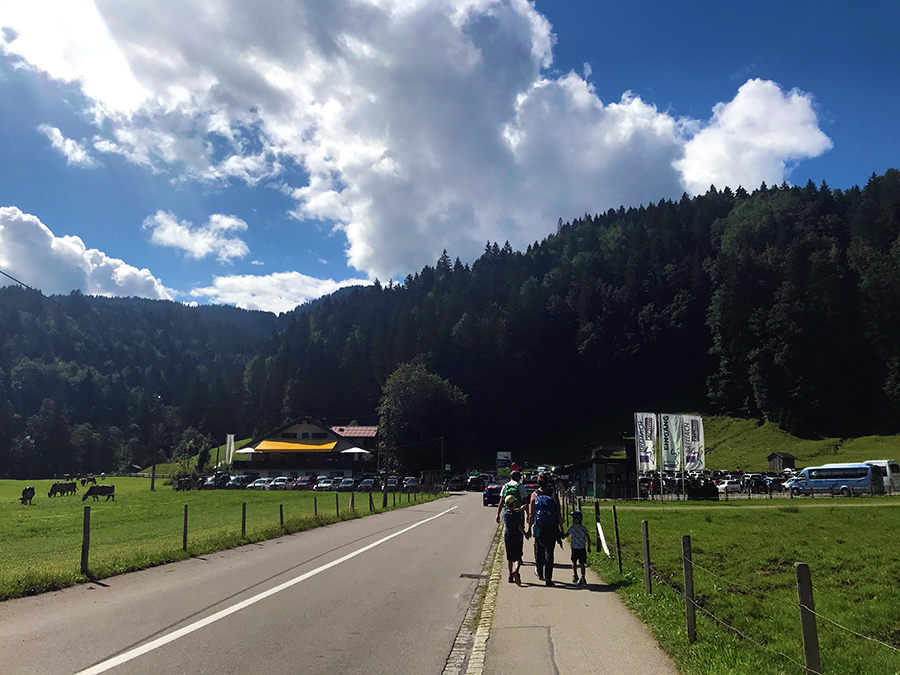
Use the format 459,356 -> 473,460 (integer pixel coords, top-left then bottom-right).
864,460 -> 900,492
786,463 -> 884,497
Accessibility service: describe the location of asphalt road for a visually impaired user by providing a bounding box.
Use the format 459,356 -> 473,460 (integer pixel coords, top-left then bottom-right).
0,492 -> 497,675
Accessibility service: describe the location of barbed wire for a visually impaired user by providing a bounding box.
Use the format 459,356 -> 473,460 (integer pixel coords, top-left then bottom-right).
644,562 -> 816,675
599,527 -> 900,667
800,603 -> 900,655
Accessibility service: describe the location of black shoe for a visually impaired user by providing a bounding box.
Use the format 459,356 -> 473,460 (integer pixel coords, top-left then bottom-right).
508,574 -> 514,583
545,579 -> 555,587
537,574 -> 544,581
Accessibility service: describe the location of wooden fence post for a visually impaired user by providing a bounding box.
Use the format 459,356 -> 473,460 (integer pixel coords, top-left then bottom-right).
351,492 -> 355,511
314,495 -> 318,516
369,492 -> 374,512
612,504 -> 622,575
642,520 -> 652,595
393,491 -> 396,506
280,504 -> 284,528
683,535 -> 696,642
81,506 -> 91,576
796,563 -> 822,675
336,492 -> 340,517
594,501 -> 600,549
150,464 -> 156,492
241,502 -> 246,538
183,504 -> 188,552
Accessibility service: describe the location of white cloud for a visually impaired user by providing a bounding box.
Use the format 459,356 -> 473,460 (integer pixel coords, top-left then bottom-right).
142,210 -> 249,263
3,1 -> 833,283
250,259 -> 264,266
38,124 -> 98,168
676,79 -> 833,194
190,271 -> 370,314
0,206 -> 171,299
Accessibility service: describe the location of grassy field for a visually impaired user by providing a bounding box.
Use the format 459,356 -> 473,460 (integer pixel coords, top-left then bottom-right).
0,477 -> 443,601
703,416 -> 900,471
582,500 -> 900,675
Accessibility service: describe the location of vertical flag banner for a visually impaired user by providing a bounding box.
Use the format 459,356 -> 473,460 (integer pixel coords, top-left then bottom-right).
683,416 -> 705,471
226,434 -> 235,465
659,414 -> 683,472
634,413 -> 657,471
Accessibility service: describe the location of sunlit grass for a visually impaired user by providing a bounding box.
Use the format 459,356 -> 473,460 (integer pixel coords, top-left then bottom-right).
0,478 -> 444,600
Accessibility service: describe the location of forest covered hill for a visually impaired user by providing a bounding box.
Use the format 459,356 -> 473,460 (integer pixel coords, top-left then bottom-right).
2,169 -> 899,478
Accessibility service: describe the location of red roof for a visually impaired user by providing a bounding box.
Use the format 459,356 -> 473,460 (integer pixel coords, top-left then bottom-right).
331,426 -> 378,438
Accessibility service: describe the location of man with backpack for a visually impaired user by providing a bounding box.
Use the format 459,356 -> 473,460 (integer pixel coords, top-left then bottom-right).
496,469 -> 528,524
527,471 -> 563,586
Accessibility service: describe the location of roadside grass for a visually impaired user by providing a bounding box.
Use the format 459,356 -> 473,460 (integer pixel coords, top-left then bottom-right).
703,416 -> 900,471
584,501 -> 900,675
0,478 -> 444,601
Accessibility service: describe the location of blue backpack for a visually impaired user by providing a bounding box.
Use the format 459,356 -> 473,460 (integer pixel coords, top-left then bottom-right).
533,493 -> 558,527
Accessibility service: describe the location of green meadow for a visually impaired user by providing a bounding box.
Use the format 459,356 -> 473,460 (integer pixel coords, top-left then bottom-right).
584,501 -> 900,675
703,416 -> 900,471
0,478 -> 443,601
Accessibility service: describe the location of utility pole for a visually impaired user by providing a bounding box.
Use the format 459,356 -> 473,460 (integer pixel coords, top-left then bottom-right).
440,436 -> 445,483
381,408 -> 389,509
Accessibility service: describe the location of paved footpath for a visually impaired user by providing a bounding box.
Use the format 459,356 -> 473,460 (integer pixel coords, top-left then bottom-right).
483,537 -> 678,675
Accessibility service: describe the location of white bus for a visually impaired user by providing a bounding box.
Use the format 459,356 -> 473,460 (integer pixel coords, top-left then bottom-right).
864,460 -> 900,492
787,463 -> 884,497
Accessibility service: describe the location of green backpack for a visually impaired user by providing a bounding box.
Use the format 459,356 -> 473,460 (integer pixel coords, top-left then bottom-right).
501,482 -> 522,510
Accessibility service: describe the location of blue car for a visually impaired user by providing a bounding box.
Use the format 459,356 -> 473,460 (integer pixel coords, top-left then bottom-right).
483,484 -> 502,507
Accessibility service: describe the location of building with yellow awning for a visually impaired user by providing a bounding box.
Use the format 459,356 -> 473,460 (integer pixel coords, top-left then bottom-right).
233,417 -> 376,479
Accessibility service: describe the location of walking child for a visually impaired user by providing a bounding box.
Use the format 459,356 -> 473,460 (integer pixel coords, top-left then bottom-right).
565,510 -> 591,585
502,494 -> 529,584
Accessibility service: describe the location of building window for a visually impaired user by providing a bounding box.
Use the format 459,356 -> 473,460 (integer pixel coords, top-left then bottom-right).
301,433 -> 310,439
312,432 -> 328,439
281,433 -> 298,439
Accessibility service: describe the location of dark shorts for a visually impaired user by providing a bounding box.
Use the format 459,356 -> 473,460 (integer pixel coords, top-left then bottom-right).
505,533 -> 523,562
571,548 -> 587,565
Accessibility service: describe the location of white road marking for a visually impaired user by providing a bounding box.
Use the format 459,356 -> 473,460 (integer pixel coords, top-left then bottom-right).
74,504 -> 459,675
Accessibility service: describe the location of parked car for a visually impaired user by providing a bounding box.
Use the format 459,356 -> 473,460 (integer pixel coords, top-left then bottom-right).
338,478 -> 359,492
402,476 -> 420,492
247,478 -> 273,490
202,472 -> 231,489
483,483 -> 502,506
386,476 -> 400,491
717,479 -> 742,494
226,474 -> 256,489
358,478 -> 381,491
467,476 -> 485,492
292,477 -> 316,490
314,478 -> 334,491
268,476 -> 291,490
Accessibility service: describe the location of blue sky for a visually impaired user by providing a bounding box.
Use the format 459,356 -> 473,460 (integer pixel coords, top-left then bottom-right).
0,0 -> 896,313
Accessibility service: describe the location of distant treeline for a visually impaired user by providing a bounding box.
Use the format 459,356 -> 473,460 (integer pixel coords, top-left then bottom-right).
1,169 -> 898,478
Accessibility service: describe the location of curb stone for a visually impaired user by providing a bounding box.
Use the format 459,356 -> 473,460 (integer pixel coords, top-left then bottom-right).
442,524 -> 503,675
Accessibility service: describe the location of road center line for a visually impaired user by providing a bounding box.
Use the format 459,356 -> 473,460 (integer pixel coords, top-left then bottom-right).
74,503 -> 459,675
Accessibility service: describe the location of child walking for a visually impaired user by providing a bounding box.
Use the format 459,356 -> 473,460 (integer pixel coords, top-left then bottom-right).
503,494 -> 529,585
565,510 -> 591,585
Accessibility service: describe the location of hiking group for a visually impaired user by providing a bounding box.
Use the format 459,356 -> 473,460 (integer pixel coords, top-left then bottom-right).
496,470 -> 591,587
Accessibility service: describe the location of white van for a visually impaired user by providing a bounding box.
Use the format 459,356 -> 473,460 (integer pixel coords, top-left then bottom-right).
864,460 -> 900,492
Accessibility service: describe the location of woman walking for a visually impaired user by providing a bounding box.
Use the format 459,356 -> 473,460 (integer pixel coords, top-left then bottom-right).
527,471 -> 563,586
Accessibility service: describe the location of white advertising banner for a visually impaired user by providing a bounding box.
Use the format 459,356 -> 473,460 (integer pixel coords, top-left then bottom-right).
634,413 -> 657,472
659,414 -> 683,472
225,434 -> 235,465
683,416 -> 705,471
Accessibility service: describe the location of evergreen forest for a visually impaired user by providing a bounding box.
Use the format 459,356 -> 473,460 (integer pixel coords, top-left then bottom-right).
1,169 -> 899,478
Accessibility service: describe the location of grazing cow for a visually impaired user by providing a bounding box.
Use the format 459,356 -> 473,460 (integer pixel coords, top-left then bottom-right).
20,486 -> 35,505
82,485 -> 115,501
49,481 -> 78,497
81,476 -> 97,486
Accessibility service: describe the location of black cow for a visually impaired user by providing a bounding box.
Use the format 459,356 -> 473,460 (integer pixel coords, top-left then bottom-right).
82,485 -> 115,501
20,486 -> 35,505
